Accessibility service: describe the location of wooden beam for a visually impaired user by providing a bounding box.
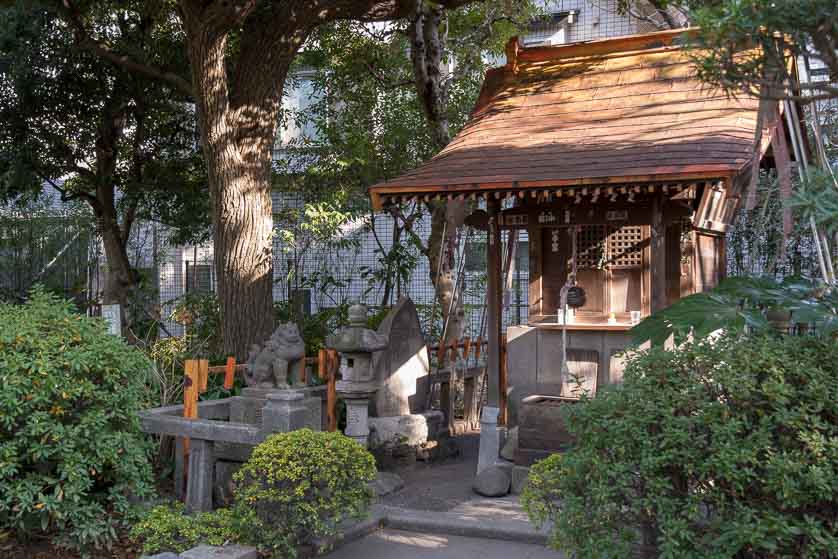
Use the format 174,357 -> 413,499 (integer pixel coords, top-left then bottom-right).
369,173 -> 731,202
499,335 -> 508,425
528,221 -> 542,317
486,198 -> 502,408
650,195 -> 667,313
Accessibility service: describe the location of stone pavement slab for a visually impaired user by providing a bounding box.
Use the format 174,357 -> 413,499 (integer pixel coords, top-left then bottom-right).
323,528 -> 563,559
382,507 -> 548,545
449,496 -> 530,522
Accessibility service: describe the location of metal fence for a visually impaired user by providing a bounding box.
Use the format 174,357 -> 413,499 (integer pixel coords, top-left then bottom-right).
0,207 -> 100,307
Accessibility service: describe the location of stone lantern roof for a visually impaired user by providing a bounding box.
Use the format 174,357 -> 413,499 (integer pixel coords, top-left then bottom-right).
327,302 -> 389,354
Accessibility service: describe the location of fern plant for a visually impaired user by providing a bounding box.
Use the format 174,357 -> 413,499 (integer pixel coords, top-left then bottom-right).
631,276 -> 837,345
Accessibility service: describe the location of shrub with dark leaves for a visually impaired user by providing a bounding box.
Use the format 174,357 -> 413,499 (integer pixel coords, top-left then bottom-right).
522,333 -> 838,559
0,289 -> 154,551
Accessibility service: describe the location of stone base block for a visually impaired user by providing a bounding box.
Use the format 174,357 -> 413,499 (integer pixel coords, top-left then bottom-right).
231,386 -> 326,430
516,395 -> 578,465
369,414 -> 429,448
472,464 -> 511,497
369,471 -> 405,497
514,447 -> 555,467
477,406 -> 501,474
213,441 -> 253,463
420,410 -> 445,441
213,460 -> 242,507
511,465 -> 530,495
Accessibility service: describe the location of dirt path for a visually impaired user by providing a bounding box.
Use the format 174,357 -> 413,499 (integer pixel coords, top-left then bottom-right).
380,432 -> 480,511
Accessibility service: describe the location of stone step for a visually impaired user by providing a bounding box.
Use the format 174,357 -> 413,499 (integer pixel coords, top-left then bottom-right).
378,504 -> 550,545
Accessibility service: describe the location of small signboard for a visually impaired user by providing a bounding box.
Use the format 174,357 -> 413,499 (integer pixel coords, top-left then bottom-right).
504,213 -> 528,226
101,304 -> 122,337
606,210 -> 629,221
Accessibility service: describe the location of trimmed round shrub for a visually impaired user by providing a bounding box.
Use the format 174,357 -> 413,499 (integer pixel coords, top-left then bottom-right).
521,333 -> 838,559
233,428 -> 377,556
0,289 -> 154,550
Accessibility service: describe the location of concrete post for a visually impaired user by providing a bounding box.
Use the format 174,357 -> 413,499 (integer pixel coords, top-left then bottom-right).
185,438 -> 214,513
477,406 -> 501,474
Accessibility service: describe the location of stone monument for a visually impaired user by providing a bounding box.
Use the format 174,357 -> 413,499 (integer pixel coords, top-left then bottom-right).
138,389 -> 313,512
367,297 -> 444,460
327,301 -> 388,446
371,297 -> 430,416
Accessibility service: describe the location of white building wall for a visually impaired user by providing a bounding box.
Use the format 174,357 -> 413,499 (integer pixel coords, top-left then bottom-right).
544,0 -> 654,43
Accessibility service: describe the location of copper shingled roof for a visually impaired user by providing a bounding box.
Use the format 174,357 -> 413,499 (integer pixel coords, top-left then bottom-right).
370,29 -> 767,210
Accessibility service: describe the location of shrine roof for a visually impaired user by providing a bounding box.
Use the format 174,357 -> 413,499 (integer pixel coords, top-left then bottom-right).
370,29 -> 774,210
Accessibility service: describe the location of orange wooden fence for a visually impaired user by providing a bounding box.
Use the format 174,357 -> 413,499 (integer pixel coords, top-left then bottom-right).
431,335 -> 486,367
181,350 -> 341,465
178,352 -> 339,497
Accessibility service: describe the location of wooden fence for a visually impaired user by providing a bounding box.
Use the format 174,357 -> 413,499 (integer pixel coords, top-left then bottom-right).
181,350 -> 341,454
427,335 -> 508,428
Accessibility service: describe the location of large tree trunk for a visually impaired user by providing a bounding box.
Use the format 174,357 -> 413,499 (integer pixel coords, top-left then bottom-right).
207,146 -> 276,359
98,215 -> 139,337
181,10 -> 279,359
93,81 -> 140,335
99,220 -> 133,306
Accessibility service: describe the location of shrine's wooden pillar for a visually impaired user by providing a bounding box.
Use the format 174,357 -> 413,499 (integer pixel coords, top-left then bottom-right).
650,194 -> 668,313
486,197 -> 502,408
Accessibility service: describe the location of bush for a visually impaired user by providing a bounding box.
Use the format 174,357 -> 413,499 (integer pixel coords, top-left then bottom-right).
521,333 -> 838,559
130,503 -> 239,554
233,428 -> 377,556
0,289 -> 155,550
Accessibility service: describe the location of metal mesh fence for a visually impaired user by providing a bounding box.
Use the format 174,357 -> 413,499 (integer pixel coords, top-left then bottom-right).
0,205 -> 100,308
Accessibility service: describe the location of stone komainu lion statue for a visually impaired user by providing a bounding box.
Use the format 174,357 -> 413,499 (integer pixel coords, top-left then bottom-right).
245,323 -> 306,388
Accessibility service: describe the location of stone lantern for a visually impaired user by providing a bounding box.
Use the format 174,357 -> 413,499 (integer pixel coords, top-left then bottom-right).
327,301 -> 389,446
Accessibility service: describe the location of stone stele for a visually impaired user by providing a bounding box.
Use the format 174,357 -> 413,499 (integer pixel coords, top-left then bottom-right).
371,296 -> 430,417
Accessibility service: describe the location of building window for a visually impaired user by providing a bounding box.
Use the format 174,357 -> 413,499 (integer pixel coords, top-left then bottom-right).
521,12 -> 575,47
465,241 -> 487,272
516,240 -> 529,273
185,262 -> 213,294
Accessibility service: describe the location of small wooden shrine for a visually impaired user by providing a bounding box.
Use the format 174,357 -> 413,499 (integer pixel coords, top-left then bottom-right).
369,29 -> 803,467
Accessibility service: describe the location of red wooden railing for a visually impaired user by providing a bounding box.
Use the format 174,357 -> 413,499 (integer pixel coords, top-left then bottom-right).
181,350 -> 341,478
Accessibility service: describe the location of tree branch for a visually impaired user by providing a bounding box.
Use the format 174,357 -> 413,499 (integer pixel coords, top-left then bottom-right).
40,173 -> 101,210
364,61 -> 414,89
60,0 -> 193,97
228,0 -> 483,131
